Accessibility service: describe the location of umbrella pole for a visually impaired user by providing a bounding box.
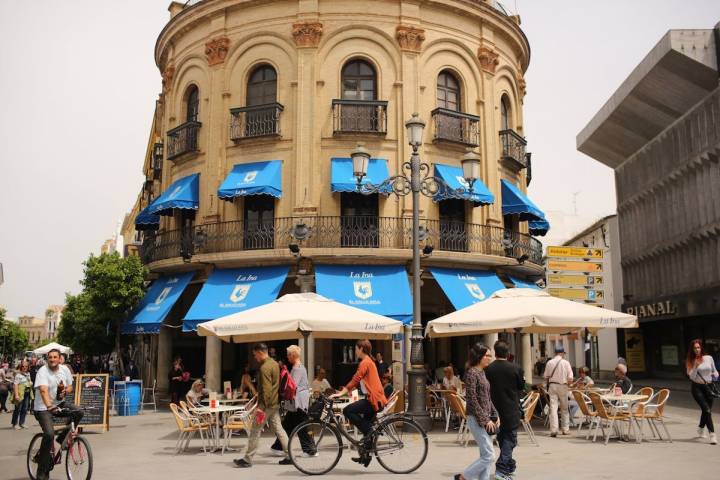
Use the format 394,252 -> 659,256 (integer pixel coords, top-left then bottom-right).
301,331 -> 310,370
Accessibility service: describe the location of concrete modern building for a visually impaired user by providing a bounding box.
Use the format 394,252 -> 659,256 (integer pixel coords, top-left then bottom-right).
124,0 -> 551,393
578,26 -> 720,378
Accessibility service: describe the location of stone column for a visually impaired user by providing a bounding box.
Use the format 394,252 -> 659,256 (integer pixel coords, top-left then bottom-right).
521,333 -> 533,384
205,335 -> 222,392
484,333 -> 498,352
157,328 -> 172,392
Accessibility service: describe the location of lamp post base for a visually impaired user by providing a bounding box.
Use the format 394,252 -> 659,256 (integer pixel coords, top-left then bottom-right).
406,368 -> 433,432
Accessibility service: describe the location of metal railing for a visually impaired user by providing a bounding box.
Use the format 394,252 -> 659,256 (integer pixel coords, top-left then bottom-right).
140,216 -> 542,265
167,121 -> 201,160
431,108 -> 481,146
229,103 -> 283,141
499,129 -> 527,169
332,99 -> 388,135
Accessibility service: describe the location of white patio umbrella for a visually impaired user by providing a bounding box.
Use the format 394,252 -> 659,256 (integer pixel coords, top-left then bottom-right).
426,288 -> 638,338
196,292 -> 403,343
33,342 -> 72,356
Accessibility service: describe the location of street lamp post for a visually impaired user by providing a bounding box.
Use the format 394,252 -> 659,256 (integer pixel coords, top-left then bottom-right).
351,113 -> 481,432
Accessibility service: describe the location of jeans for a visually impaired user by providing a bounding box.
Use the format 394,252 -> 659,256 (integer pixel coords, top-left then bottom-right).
244,407 -> 288,462
271,409 -> 315,454
12,391 -> 31,426
691,382 -> 715,433
343,399 -> 377,436
34,403 -> 84,475
463,415 -> 495,480
548,383 -> 570,433
495,426 -> 517,475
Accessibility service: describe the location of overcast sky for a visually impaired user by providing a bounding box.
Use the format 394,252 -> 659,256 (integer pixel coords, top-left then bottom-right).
1,1 -> 719,318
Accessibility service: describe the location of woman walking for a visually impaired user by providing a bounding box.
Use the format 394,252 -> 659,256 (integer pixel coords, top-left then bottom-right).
455,343 -> 499,480
687,339 -> 719,444
12,360 -> 33,429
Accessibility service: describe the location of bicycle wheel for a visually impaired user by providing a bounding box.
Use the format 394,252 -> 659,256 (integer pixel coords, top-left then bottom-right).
65,436 -> 93,480
374,416 -> 428,474
288,420 -> 343,475
27,433 -> 43,480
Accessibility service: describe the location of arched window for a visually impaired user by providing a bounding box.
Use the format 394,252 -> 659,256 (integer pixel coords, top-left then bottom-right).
246,65 -> 277,106
342,60 -> 376,101
186,85 -> 199,122
437,71 -> 460,111
500,95 -> 511,131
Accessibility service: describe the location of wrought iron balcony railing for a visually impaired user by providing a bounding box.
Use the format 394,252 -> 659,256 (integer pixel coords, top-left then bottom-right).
499,129 -> 528,169
167,121 -> 201,160
332,99 -> 388,135
139,216 -> 543,266
431,108 -> 481,146
229,103 -> 284,141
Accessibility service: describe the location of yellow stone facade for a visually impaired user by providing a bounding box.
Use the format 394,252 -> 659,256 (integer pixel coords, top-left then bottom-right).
139,0 -> 539,272
128,0 -> 545,392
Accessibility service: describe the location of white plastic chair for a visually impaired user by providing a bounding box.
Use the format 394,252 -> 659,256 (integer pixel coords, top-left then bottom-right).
222,397 -> 258,454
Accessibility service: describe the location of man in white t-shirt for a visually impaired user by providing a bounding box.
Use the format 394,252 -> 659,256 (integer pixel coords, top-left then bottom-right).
33,349 -> 83,480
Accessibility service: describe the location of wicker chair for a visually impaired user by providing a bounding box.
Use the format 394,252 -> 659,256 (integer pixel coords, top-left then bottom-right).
447,392 -> 470,446
588,392 -> 634,445
634,389 -> 671,442
222,396 -> 258,454
169,403 -> 210,454
520,391 -> 540,446
571,390 -> 598,439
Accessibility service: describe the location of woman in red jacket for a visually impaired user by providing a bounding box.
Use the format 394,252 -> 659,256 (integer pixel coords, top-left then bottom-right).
331,339 -> 387,466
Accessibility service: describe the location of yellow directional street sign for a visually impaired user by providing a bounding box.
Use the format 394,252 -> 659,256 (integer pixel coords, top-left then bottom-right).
547,274 -> 603,286
547,260 -> 603,272
549,288 -> 604,301
547,246 -> 603,259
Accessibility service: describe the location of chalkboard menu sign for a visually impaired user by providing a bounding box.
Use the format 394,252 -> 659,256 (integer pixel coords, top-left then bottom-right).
75,374 -> 110,431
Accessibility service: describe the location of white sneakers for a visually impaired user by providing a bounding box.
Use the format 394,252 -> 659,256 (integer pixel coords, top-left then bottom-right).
269,448 -> 286,457
710,433 -> 718,445
698,427 -> 708,438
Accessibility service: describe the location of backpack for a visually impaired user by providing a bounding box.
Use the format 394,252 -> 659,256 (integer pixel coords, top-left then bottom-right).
279,364 -> 297,402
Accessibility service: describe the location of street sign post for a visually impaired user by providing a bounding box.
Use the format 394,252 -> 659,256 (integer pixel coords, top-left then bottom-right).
547,246 -> 603,259
547,260 -> 603,272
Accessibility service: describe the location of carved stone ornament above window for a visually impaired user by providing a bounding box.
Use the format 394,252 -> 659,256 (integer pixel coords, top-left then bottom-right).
517,72 -> 527,98
292,21 -> 323,47
478,46 -> 500,73
205,36 -> 230,66
396,25 -> 425,52
162,65 -> 176,93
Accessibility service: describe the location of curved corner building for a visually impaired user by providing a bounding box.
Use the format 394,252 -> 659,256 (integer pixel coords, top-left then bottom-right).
122,0 -> 549,392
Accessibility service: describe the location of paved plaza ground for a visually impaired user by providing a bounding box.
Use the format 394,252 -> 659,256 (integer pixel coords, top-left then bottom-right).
1,389 -> 719,480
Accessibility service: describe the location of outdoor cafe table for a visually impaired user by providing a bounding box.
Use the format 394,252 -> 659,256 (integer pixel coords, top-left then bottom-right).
190,404 -> 246,452
600,393 -> 649,443
200,397 -> 250,405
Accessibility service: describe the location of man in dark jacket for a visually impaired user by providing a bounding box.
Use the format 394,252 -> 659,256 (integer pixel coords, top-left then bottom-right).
485,341 -> 525,480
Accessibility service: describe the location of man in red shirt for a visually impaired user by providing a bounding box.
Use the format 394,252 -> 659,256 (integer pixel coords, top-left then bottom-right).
331,339 -> 387,467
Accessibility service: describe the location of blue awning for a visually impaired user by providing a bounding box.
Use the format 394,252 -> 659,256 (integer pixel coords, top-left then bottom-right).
331,158 -> 390,193
509,275 -> 540,289
121,272 -> 194,334
433,164 -> 495,206
135,205 -> 160,231
528,218 -> 550,236
315,264 -> 412,325
218,160 -> 282,200
183,266 -> 289,332
501,180 -> 546,222
148,173 -> 200,216
430,267 -> 505,310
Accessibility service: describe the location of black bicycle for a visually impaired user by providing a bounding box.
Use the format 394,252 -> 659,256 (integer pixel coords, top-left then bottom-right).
287,395 -> 428,475
27,408 -> 93,480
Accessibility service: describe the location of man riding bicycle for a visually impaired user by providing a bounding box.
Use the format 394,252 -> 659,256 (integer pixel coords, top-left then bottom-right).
330,339 -> 387,467
33,349 -> 83,480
